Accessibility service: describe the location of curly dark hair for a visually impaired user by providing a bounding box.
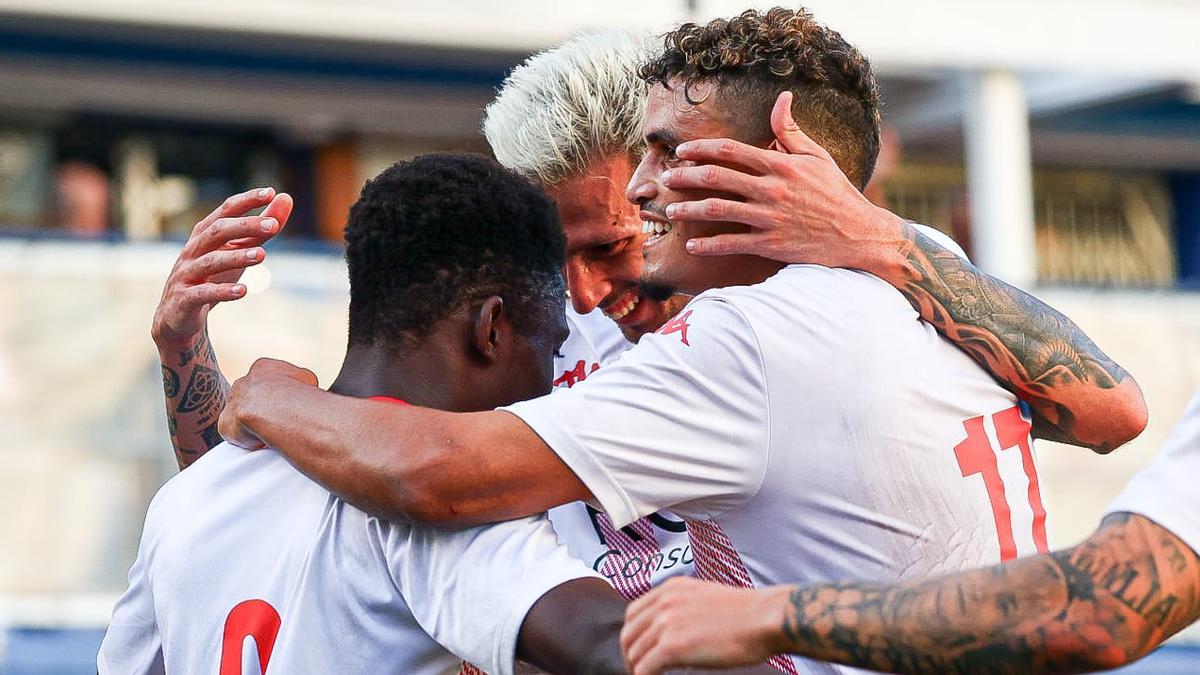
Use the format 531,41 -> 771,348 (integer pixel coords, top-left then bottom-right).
344,153 -> 565,347
640,7 -> 881,188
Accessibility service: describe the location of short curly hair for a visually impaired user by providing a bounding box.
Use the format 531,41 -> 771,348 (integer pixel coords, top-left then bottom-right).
640,7 -> 881,188
344,153 -> 565,347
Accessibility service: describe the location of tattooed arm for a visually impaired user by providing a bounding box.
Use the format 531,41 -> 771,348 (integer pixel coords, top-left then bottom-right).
665,93 -> 1147,453
151,188 -> 291,468
621,513 -> 1200,675
877,222 -> 1147,453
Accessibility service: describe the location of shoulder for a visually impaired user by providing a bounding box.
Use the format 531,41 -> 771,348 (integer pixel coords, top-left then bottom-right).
562,305 -> 630,364
911,222 -> 969,261
698,264 -> 912,326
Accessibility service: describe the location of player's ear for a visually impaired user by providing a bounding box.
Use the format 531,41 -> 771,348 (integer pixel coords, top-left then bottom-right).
469,295 -> 506,363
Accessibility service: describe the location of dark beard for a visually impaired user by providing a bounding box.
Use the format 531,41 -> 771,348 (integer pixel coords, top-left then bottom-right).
640,280 -> 677,302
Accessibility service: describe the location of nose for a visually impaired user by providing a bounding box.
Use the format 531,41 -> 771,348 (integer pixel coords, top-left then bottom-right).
564,260 -> 612,314
625,154 -> 658,206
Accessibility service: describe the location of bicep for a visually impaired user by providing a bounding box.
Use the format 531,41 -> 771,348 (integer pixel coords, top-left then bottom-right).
517,578 -> 626,675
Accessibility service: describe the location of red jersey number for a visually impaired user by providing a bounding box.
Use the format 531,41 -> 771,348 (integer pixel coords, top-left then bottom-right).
954,406 -> 1049,561
220,599 -> 281,675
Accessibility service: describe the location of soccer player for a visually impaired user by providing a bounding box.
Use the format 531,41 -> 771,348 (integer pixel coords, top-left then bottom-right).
620,391 -> 1200,675
100,155 -> 627,675
218,10 -> 1146,673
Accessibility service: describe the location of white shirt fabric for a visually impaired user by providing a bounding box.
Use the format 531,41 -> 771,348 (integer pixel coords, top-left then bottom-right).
98,442 -> 599,675
546,306 -> 695,594
506,250 -> 1048,673
1107,391 -> 1200,555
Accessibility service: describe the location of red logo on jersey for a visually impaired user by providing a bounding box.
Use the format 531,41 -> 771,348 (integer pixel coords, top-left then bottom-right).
553,359 -> 600,388
657,310 -> 693,346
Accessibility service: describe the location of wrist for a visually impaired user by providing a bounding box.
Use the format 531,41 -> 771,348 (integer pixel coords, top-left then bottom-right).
854,204 -> 912,284
154,326 -> 206,358
756,585 -> 800,656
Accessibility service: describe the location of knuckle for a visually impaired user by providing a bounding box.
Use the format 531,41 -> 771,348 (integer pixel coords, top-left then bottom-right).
718,140 -> 737,157
703,200 -> 723,218
701,166 -> 720,185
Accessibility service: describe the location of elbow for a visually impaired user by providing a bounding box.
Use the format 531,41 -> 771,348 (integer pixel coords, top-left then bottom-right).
1089,382 -> 1149,455
375,453 -> 468,527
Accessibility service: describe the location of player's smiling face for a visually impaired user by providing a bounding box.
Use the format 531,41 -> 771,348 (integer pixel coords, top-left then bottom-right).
545,155 -> 688,341
626,81 -> 770,298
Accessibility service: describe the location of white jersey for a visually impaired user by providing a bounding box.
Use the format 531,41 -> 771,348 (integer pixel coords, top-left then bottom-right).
506,262 -> 1049,674
545,306 -> 695,598
1107,391 -> 1200,555
98,442 -> 598,675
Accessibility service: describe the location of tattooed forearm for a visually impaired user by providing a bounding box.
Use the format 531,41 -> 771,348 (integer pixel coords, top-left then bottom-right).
777,513 -> 1200,674
159,331 -> 230,469
890,225 -> 1145,452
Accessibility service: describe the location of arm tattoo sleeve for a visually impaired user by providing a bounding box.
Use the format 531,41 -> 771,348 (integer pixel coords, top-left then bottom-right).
160,331 -> 230,469
895,226 -> 1136,451
778,513 -> 1200,674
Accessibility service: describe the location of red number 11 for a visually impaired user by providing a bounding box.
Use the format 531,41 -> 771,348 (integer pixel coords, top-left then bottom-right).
954,406 -> 1049,561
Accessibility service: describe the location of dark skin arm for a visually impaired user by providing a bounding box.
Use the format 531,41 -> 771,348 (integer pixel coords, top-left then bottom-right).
620,513 -> 1200,674
669,92 -> 1147,454
151,188 -> 290,468
218,358 -> 591,526
519,578 -> 628,674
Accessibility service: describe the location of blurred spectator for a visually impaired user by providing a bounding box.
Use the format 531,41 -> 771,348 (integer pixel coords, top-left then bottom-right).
56,160 -> 110,236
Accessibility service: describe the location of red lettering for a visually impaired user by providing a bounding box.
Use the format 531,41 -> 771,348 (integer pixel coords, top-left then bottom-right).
553,359 -> 600,388
657,310 -> 693,346
220,599 -> 281,675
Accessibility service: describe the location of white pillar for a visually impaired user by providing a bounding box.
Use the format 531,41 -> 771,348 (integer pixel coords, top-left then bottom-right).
962,69 -> 1037,288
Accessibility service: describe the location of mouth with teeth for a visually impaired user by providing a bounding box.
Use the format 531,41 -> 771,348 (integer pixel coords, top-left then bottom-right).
603,290 -> 641,322
641,219 -> 673,247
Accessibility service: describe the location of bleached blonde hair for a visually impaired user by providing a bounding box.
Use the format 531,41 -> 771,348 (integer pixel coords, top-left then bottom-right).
483,30 -> 651,186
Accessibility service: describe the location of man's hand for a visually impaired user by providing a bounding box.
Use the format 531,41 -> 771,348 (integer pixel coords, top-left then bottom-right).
155,188 -> 293,467
620,577 -> 789,675
219,357 -> 319,449
661,91 -> 908,275
152,187 -> 292,348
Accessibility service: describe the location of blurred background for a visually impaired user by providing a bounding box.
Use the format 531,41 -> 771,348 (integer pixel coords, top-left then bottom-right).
0,0 -> 1198,672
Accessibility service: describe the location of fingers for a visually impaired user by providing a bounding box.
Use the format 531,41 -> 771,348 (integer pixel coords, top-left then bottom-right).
685,233 -> 762,257
261,192 -> 294,232
248,357 -> 319,387
186,215 -> 281,259
769,91 -> 831,160
661,164 -> 767,200
193,187 -> 276,236
181,247 -> 264,282
674,138 -> 778,175
664,198 -> 772,227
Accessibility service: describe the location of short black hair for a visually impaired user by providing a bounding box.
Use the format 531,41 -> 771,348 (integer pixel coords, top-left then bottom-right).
345,153 -> 565,347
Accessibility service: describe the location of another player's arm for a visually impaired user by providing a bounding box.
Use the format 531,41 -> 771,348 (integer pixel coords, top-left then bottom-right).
154,331 -> 229,468
667,92 -> 1147,454
519,578 -> 627,674
218,359 -> 590,526
151,188 -> 290,469
871,221 -> 1146,454
622,513 -> 1200,675
773,512 -> 1200,674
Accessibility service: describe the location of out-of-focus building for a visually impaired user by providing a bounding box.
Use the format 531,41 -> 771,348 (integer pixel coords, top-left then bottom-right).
1,0 -> 1198,671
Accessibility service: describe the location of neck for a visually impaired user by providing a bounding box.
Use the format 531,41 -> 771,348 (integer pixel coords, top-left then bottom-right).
329,339 -> 473,412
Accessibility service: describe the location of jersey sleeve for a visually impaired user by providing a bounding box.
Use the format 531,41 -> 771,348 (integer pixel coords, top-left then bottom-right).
912,222 -> 969,261
97,533 -> 165,674
1106,392 -> 1200,555
379,515 -> 602,675
502,296 -> 771,529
